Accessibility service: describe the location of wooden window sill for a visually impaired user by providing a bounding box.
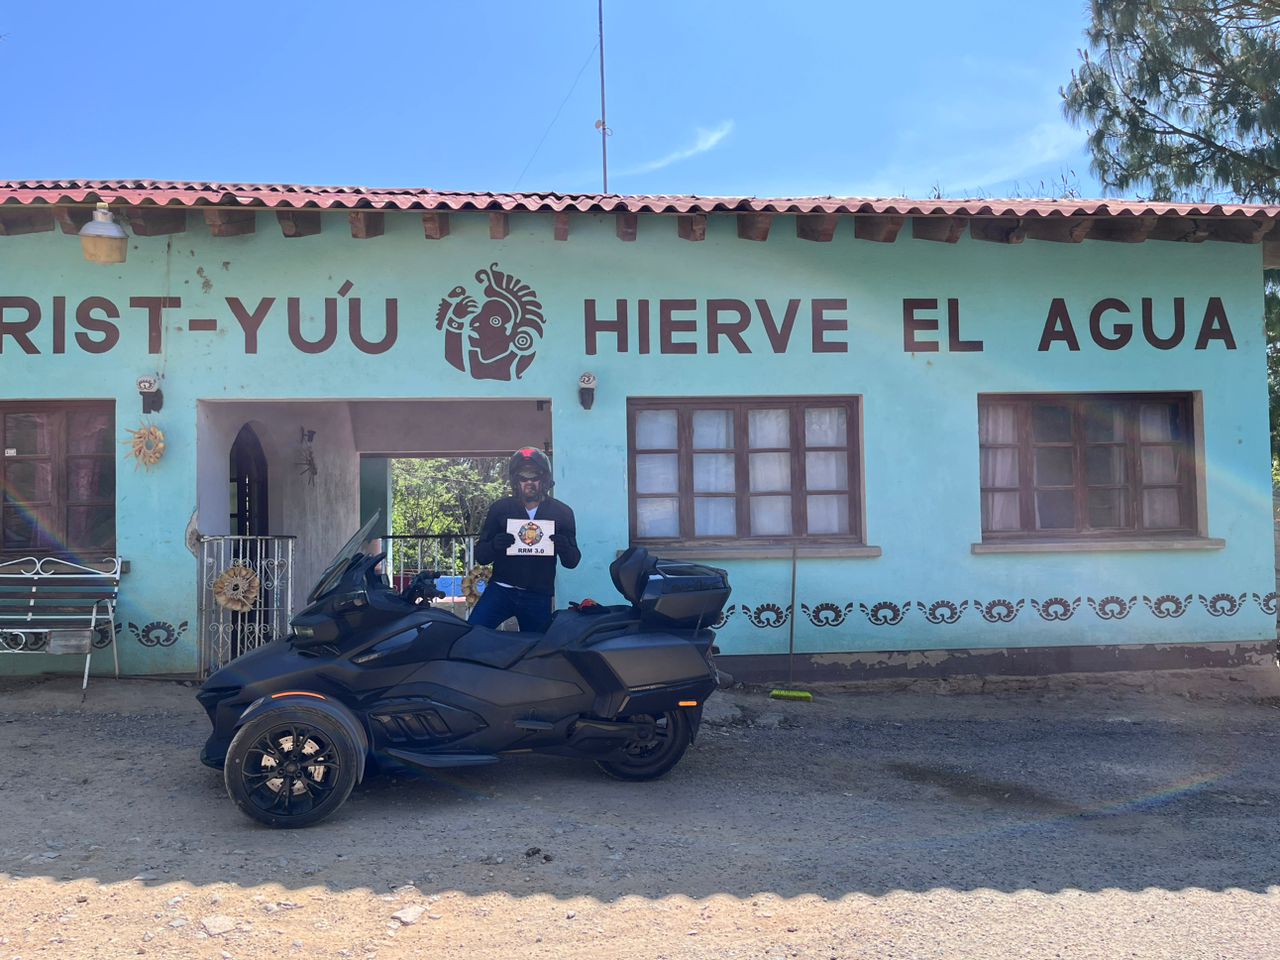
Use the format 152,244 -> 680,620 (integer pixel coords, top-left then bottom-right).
624,543 -> 883,560
972,537 -> 1225,555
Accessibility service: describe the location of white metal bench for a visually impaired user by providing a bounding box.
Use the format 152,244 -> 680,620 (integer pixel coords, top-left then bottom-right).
0,556 -> 122,690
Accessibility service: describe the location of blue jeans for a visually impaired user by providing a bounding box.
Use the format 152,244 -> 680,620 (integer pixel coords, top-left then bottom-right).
469,582 -> 553,633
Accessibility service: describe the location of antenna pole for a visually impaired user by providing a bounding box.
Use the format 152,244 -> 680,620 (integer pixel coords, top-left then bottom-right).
597,0 -> 609,194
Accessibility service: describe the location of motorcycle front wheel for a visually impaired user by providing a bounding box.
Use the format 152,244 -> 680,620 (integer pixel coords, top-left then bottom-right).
596,709 -> 692,781
223,704 -> 359,829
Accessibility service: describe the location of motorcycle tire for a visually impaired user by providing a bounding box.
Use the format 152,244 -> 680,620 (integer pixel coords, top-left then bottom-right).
223,704 -> 360,829
596,709 -> 692,782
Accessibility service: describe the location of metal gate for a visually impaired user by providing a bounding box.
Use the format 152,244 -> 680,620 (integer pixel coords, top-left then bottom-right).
197,534 -> 295,678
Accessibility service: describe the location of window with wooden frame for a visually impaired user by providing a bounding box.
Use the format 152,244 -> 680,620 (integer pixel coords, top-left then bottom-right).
978,393 -> 1198,540
1,401 -> 116,556
628,397 -> 862,543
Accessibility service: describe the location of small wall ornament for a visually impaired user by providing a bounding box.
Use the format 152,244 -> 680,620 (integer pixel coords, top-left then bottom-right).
123,423 -> 166,470
212,565 -> 261,613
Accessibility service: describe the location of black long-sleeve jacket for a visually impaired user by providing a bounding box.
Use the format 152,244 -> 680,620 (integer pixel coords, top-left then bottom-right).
474,495 -> 581,594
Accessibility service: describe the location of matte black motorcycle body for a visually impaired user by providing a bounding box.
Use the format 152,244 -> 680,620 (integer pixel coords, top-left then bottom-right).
198,516 -> 730,828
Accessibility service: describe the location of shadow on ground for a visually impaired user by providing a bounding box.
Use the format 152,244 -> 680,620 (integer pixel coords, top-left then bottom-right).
2,674 -> 1278,900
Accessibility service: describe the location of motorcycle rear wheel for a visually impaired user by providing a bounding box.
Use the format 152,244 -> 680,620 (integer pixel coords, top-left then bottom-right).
223,704 -> 359,829
596,709 -> 692,781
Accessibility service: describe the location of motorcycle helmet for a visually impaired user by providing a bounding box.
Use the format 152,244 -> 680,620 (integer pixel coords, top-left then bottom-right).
508,446 -> 553,496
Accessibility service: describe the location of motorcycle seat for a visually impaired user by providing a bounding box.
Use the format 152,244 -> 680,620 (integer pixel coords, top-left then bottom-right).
447,626 -> 540,669
524,605 -> 639,657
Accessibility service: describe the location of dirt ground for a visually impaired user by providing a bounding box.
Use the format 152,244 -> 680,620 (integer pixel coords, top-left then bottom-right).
2,667 -> 1279,960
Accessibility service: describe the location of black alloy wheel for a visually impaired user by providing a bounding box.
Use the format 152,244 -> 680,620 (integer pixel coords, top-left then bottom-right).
596,709 -> 692,781
223,705 -> 359,828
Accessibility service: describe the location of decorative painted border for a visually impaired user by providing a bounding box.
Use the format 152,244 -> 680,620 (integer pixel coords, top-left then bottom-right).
717,591 -> 1279,629
110,620 -> 189,648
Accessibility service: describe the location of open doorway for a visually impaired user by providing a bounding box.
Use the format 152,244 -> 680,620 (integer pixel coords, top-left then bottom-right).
386,455 -> 511,616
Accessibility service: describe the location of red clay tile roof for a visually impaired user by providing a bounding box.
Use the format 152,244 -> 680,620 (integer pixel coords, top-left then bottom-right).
2,179 -> 1278,220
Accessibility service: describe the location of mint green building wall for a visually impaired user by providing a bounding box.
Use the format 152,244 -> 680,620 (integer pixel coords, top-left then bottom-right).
0,210 -> 1271,673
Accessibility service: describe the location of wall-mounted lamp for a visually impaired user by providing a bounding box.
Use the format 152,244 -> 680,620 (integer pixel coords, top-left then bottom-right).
578,372 -> 597,410
136,374 -> 163,414
79,203 -> 129,264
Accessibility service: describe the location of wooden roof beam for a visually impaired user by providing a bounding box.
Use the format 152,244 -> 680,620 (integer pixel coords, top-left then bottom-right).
1204,217 -> 1275,244
1088,216 -> 1157,242
204,209 -> 256,237
489,211 -> 509,240
0,207 -> 54,236
422,212 -> 450,240
853,215 -> 904,243
970,218 -> 1025,244
737,213 -> 772,242
1022,217 -> 1094,243
616,212 -> 638,241
554,211 -> 570,241
348,210 -> 384,239
53,206 -> 92,235
796,214 -> 838,242
1148,217 -> 1210,243
276,210 -> 321,238
911,216 -> 965,243
678,213 -> 707,241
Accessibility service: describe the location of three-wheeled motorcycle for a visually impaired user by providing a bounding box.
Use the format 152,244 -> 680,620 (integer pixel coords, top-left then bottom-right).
198,515 -> 731,827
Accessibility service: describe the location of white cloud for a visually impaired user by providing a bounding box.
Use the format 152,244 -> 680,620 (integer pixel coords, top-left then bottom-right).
619,120 -> 735,177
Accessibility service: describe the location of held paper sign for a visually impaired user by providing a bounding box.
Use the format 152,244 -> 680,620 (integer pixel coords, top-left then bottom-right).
506,518 -> 555,557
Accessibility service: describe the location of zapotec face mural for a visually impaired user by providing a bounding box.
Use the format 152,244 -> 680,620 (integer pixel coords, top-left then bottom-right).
433,263 -> 545,380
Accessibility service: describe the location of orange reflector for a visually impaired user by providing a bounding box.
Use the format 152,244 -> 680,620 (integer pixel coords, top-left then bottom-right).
678,700 -> 698,707
271,691 -> 326,700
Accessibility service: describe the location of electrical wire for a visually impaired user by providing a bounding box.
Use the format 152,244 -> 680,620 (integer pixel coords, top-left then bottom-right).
512,41 -> 600,191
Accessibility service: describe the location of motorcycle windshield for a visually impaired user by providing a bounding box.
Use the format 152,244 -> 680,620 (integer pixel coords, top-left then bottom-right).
307,512 -> 382,604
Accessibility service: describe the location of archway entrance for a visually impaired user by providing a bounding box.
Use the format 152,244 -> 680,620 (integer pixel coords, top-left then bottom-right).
229,424 -> 269,536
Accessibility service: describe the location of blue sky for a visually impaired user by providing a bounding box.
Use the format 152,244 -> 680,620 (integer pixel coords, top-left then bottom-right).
2,1 -> 1109,199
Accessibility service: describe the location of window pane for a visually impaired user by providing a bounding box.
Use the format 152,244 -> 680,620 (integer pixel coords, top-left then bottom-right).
1035,490 -> 1075,529
1088,488 -> 1128,528
1031,405 -> 1072,442
1082,403 -> 1124,442
67,505 -> 113,550
4,414 -> 50,455
982,492 -> 1021,531
807,494 -> 849,534
804,407 -> 846,447
1085,447 -> 1125,485
1142,489 -> 1183,529
1138,403 -> 1179,442
1141,446 -> 1179,484
68,410 -> 113,455
749,452 -> 791,492
4,461 -> 51,502
693,453 -> 735,493
694,497 -> 736,536
2,508 -> 36,548
692,410 -> 733,448
1034,447 -> 1074,486
805,451 -> 847,492
748,409 -> 789,447
635,454 -> 678,494
750,496 -> 792,535
979,404 -> 1017,444
636,498 -> 679,537
68,459 -> 115,502
980,448 -> 1018,487
635,410 -> 677,449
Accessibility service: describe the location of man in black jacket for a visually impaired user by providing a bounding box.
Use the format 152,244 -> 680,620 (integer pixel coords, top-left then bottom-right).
470,447 -> 580,632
